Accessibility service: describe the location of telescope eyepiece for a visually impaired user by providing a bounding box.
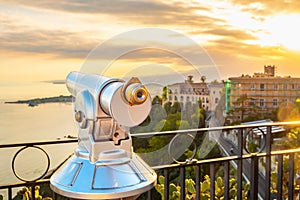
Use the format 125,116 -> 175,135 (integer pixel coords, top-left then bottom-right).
132,85 -> 148,104
124,83 -> 148,105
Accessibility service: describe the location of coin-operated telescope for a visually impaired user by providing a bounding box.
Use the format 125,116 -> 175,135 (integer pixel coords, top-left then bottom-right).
50,72 -> 156,199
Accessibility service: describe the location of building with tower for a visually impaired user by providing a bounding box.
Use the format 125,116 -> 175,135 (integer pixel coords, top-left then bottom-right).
226,65 -> 300,122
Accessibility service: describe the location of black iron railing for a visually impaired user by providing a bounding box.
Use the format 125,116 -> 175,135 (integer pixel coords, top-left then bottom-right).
0,139 -> 77,200
1,121 -> 300,200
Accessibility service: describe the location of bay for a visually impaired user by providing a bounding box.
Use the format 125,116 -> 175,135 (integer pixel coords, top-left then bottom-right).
0,101 -> 77,185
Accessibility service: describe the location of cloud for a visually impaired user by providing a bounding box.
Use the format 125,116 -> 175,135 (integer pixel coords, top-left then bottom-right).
229,0 -> 300,15
0,0 -> 291,64
12,0 -> 181,14
207,37 -> 284,59
0,0 -> 227,59
189,27 -> 258,41
0,17 -> 96,58
9,0 -> 222,27
11,0 -> 208,15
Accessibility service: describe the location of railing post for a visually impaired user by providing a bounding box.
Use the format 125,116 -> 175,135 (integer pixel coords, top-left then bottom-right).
52,191 -> 57,200
265,126 -> 272,200
180,167 -> 186,200
277,154 -> 283,200
147,188 -> 153,200
196,165 -> 201,200
8,187 -> 12,200
288,154 -> 295,200
224,161 -> 230,199
237,128 -> 243,200
164,168 -> 170,200
31,184 -> 36,200
210,163 -> 215,200
249,154 -> 258,200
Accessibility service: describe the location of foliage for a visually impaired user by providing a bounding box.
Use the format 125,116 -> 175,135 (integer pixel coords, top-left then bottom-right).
271,128 -> 300,198
131,93 -> 232,200
228,94 -> 256,121
14,184 -> 68,200
15,186 -> 43,200
246,140 -> 259,153
226,94 -> 277,125
155,175 -> 250,200
277,101 -> 300,121
131,96 -> 206,154
274,127 -> 300,149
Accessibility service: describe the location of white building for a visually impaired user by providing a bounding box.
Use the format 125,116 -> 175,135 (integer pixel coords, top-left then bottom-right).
163,76 -> 223,111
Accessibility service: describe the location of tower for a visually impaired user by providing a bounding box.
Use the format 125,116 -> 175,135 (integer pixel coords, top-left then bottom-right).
264,65 -> 276,77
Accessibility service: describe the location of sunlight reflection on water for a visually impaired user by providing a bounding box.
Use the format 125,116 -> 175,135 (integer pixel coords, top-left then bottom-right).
0,102 -> 77,184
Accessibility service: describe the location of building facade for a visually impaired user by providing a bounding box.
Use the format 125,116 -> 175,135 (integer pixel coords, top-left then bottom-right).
227,65 -> 300,121
163,76 -> 223,111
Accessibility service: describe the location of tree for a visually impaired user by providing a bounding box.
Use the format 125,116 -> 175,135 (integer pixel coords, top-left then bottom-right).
164,102 -> 172,115
152,95 -> 162,105
228,94 -> 259,122
132,98 -> 207,156
201,76 -> 206,83
170,102 -> 181,114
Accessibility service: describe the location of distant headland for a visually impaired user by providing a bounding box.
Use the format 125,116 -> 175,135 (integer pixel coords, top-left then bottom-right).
5,95 -> 73,107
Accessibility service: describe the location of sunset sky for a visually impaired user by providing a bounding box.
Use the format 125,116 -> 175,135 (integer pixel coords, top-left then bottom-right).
1,0 -> 300,99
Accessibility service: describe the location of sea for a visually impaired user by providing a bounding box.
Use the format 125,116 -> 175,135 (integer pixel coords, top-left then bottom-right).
0,100 -> 77,186
0,80 -> 166,199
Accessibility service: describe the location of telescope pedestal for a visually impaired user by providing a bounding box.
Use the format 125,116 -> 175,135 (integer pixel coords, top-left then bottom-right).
50,149 -> 156,199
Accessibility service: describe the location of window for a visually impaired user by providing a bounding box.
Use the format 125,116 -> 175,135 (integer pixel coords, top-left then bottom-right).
175,96 -> 178,101
283,84 -> 287,90
180,96 -> 184,102
250,98 -> 256,106
260,84 -> 264,91
169,96 -> 172,101
260,99 -> 265,107
291,84 -> 295,90
186,96 -> 190,102
206,97 -> 209,103
273,99 -> 278,107
274,84 -> 278,90
192,96 -> 195,102
251,84 -> 255,90
215,97 -> 219,104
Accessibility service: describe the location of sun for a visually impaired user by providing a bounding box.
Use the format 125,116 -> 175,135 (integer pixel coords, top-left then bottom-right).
259,14 -> 300,52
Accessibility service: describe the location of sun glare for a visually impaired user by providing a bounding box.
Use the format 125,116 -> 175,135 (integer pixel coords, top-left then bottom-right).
261,14 -> 300,52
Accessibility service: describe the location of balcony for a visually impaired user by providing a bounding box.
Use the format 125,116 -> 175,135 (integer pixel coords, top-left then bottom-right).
1,121 -> 300,200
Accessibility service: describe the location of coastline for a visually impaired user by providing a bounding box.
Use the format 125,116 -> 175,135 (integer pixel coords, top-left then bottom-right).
4,95 -> 73,107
